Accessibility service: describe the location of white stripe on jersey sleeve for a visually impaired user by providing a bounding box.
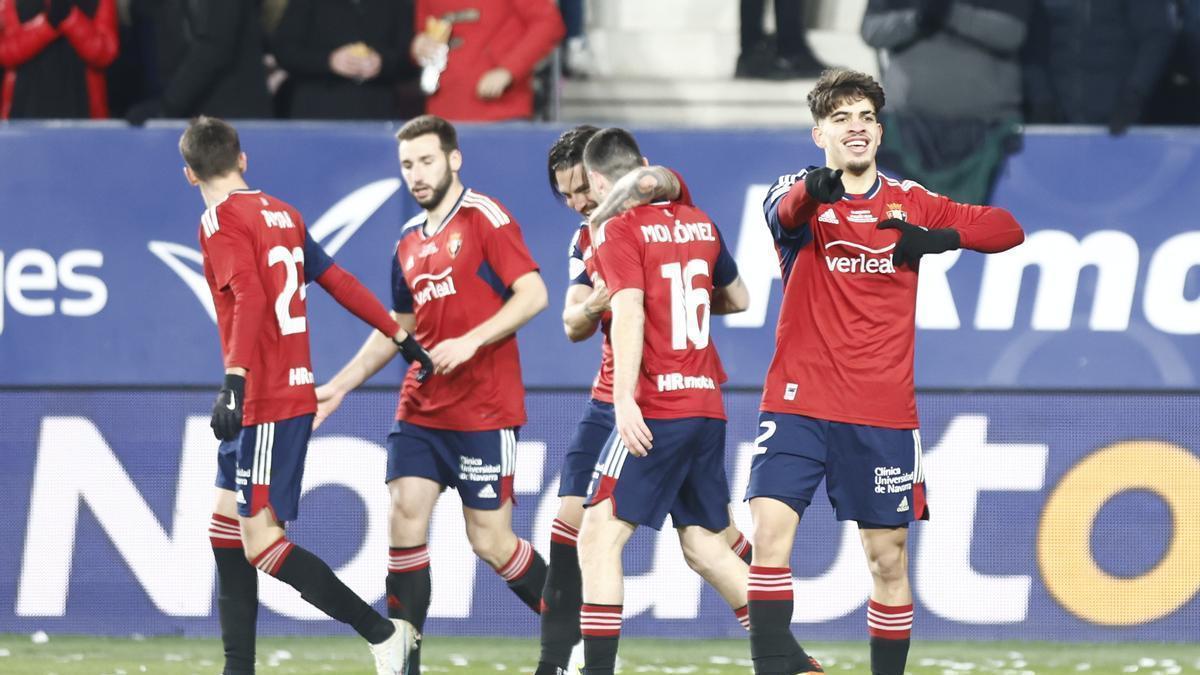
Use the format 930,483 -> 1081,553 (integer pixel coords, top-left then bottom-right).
462,191 -> 511,227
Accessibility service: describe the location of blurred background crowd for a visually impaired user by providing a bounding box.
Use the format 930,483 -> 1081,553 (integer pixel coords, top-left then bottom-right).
3,0 -> 1198,202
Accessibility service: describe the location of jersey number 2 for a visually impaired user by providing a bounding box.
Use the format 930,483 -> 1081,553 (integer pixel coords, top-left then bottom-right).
661,260 -> 711,350
268,246 -> 307,335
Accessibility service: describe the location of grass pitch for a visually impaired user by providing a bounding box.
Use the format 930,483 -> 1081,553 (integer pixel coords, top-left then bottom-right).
0,634 -> 1197,674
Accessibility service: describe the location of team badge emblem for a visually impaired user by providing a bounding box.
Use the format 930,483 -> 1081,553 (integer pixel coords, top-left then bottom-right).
448,232 -> 463,258
885,202 -> 908,221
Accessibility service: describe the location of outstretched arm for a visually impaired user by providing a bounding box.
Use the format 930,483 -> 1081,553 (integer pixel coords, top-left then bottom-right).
314,311 -> 413,430
589,166 -> 682,226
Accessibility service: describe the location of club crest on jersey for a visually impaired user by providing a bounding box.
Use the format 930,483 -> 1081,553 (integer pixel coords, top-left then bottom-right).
448,232 -> 463,258
885,203 -> 908,221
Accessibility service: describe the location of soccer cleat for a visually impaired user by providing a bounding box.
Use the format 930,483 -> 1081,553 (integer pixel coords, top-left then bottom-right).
369,618 -> 420,675
789,653 -> 824,674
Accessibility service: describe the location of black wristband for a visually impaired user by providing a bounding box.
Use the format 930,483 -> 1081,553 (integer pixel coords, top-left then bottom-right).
222,373 -> 246,393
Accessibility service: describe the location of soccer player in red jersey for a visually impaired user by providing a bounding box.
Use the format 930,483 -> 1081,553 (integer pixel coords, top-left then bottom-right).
536,127 -> 757,675
185,117 -> 433,675
315,115 -> 549,674
573,128 -> 752,675
745,69 -> 1025,675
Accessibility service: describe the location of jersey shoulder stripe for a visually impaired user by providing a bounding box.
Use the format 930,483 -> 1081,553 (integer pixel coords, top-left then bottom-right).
399,212 -> 425,239
462,190 -> 511,227
766,170 -> 807,207
201,207 -> 220,238
878,171 -> 937,197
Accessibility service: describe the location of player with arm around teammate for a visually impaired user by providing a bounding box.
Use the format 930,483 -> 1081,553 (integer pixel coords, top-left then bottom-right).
536,126 -> 756,675
745,69 -> 1025,675
315,114 -> 550,675
573,128 -> 753,675
185,116 -> 432,675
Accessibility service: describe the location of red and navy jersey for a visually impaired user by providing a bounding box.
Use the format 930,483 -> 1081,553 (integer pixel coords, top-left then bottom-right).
593,199 -> 738,421
200,190 -> 334,426
392,188 -> 540,430
566,169 -> 695,404
761,169 -> 1024,428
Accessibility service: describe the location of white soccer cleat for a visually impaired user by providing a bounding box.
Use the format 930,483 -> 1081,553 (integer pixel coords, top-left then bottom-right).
369,618 -> 420,675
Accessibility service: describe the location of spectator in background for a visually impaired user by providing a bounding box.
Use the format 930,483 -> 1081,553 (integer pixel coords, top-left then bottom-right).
125,0 -> 271,125
0,0 -> 119,118
559,0 -> 590,78
272,0 -> 418,120
862,0 -> 1031,204
411,0 -> 564,122
1023,0 -> 1177,135
736,0 -> 824,79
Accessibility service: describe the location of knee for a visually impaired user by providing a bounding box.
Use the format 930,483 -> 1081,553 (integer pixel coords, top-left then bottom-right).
681,545 -> 714,578
866,545 -> 907,584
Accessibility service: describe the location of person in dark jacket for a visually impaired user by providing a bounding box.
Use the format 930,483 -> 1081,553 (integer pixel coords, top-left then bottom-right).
0,0 -> 119,118
1023,0 -> 1178,135
862,0 -> 1031,204
125,0 -> 270,124
272,0 -> 417,120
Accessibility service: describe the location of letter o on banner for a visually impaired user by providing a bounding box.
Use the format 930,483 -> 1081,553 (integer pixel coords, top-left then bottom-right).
1038,441 -> 1200,625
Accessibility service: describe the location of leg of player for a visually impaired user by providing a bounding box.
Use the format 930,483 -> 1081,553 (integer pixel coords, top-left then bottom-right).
209,488 -> 257,675
464,500 -> 548,613
859,527 -> 913,675
678,525 -> 751,631
722,507 -> 755,564
577,499 -> 636,675
386,476 -> 442,674
238,509 -> 403,673
748,497 -> 820,675
536,496 -> 586,675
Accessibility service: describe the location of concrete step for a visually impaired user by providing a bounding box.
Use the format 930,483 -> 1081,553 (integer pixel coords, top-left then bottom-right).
559,77 -> 816,128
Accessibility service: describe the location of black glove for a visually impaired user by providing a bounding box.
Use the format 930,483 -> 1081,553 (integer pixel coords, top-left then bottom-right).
210,373 -> 246,442
46,0 -> 75,26
394,334 -> 434,382
877,218 -> 960,269
125,98 -> 164,126
916,0 -> 953,34
804,167 -> 845,203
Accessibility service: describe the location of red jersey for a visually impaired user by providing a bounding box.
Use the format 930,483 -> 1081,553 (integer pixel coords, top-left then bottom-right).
566,170 -> 696,403
200,190 -> 334,426
392,188 -> 540,430
416,0 -> 564,121
762,169 -> 1024,428
594,200 -> 738,421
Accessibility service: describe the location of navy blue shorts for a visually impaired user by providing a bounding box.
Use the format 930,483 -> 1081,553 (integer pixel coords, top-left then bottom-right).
387,421 -> 519,510
559,399 -> 615,498
215,414 -> 314,523
585,417 -> 730,532
745,412 -> 929,526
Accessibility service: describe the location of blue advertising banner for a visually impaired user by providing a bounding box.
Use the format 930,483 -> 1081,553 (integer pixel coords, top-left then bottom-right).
1,124 -> 1198,389
0,389 -> 1196,640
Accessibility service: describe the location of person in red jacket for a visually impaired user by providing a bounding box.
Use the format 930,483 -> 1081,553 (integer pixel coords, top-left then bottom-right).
410,0 -> 564,122
0,0 -> 117,118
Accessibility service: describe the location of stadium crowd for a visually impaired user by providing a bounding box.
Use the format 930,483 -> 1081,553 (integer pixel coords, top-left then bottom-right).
2,0 -> 1198,132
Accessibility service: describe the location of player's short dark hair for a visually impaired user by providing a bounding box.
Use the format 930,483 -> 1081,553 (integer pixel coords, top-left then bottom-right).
807,68 -> 886,122
547,125 -> 599,195
582,127 -> 643,183
396,114 -> 459,152
179,116 -> 242,181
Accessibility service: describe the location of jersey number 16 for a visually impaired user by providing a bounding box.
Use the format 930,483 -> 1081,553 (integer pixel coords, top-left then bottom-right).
661,260 -> 711,350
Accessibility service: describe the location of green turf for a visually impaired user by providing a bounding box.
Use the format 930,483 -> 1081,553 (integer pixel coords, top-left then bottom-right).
0,635 -> 1197,674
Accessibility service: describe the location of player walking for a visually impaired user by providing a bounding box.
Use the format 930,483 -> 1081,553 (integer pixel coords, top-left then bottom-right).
184,116 -> 432,675
574,128 -> 752,675
745,69 -> 1025,675
315,115 -> 550,674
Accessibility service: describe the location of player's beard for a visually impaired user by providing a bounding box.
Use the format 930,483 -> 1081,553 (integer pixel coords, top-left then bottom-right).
844,156 -> 873,176
412,166 -> 455,209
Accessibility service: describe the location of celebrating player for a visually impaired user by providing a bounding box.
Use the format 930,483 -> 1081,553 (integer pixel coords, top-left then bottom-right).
536,125 -> 756,675
315,114 -> 550,674
574,128 -> 752,675
745,69 -> 1025,675
185,116 -> 432,675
